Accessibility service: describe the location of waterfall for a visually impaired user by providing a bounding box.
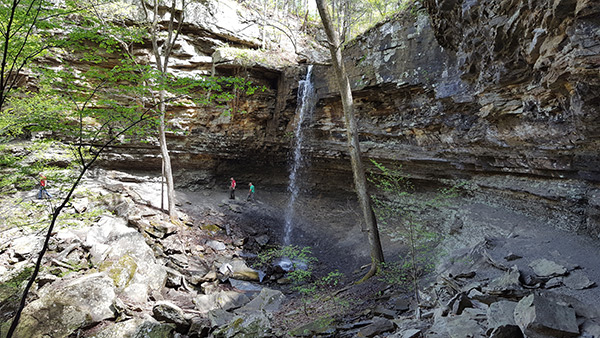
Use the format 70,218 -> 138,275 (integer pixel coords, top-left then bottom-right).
283,65 -> 316,245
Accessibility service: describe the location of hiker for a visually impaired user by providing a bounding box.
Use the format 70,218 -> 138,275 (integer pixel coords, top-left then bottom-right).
247,182 -> 255,201
229,177 -> 236,199
37,173 -> 52,199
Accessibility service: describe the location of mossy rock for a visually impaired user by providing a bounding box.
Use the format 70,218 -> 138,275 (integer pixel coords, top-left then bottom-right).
12,300 -> 91,338
201,224 -> 222,235
133,321 -> 175,338
99,254 -> 138,289
85,317 -> 175,338
289,316 -> 335,337
213,312 -> 272,338
0,266 -> 34,325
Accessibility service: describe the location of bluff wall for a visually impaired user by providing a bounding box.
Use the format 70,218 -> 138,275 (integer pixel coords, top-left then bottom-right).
307,0 -> 600,235
87,0 -> 600,236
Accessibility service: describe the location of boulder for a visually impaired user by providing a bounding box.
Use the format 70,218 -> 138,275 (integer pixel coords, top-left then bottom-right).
165,266 -> 184,288
513,294 -> 579,338
152,301 -> 189,332
484,265 -> 525,297
71,197 -> 89,213
489,325 -> 524,338
230,259 -> 262,281
14,273 -> 116,338
447,292 -> 472,315
11,235 -> 43,259
206,240 -> 227,251
88,316 -> 175,338
208,308 -> 235,327
213,312 -> 272,338
121,282 -> 150,305
580,320 -> 600,338
236,288 -> 285,314
289,316 -> 336,337
445,310 -> 487,338
391,296 -> 411,312
99,254 -> 138,289
373,305 -> 397,319
188,316 -> 211,337
193,290 -> 250,313
487,301 -> 522,337
86,215 -> 167,301
254,234 -> 270,246
229,278 -> 263,293
401,329 -> 422,338
544,277 -> 563,288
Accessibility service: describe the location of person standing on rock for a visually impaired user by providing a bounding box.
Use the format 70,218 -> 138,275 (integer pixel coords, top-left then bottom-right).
37,173 -> 52,199
229,177 -> 236,199
247,182 -> 255,202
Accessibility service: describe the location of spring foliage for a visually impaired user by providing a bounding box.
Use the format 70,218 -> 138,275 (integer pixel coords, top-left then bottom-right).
368,159 -> 460,292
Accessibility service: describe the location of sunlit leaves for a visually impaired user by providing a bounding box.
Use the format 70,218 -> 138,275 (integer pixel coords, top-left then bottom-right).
1,87 -> 71,138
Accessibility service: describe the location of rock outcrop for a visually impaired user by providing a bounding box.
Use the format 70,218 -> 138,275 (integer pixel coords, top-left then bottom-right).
87,0 -> 600,238
0,168 -> 287,337
305,0 -> 600,236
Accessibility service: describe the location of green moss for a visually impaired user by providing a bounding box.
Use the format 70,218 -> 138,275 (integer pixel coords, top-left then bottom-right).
99,255 -> 137,289
289,316 -> 335,337
232,317 -> 244,329
133,321 -> 175,338
0,266 -> 34,334
0,266 -> 33,300
201,224 -> 222,235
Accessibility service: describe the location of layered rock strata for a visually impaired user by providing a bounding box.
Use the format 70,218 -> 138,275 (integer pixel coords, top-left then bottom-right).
307,0 -> 600,236
90,1 -> 599,236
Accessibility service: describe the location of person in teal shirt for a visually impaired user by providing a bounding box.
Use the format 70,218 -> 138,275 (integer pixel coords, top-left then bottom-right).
247,182 -> 255,201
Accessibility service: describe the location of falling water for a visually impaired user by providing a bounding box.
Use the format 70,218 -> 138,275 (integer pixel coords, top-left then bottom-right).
283,65 -> 316,245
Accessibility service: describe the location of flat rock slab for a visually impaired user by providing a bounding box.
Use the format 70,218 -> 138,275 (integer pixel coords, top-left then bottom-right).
514,294 -> 579,338
206,240 -> 227,251
484,265 -> 524,296
445,312 -> 487,338
357,317 -> 395,338
401,328 -> 422,338
563,270 -> 595,290
236,287 -> 285,314
487,300 -> 518,330
529,259 -> 567,278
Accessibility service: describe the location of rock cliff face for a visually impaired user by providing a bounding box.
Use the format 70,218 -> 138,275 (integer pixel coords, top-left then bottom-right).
306,0 -> 600,236
95,1 -> 599,236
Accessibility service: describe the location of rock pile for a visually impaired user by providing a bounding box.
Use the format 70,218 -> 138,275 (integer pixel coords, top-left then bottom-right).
291,237 -> 600,338
0,170 -> 285,337
2,168 -> 600,338
417,239 -> 599,338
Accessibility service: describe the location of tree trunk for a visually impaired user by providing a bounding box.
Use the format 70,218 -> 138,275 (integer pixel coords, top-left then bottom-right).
158,90 -> 176,220
315,0 -> 384,281
144,0 -> 181,221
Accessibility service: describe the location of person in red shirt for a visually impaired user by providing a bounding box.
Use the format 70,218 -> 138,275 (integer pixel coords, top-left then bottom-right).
229,177 -> 236,199
38,173 -> 51,199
